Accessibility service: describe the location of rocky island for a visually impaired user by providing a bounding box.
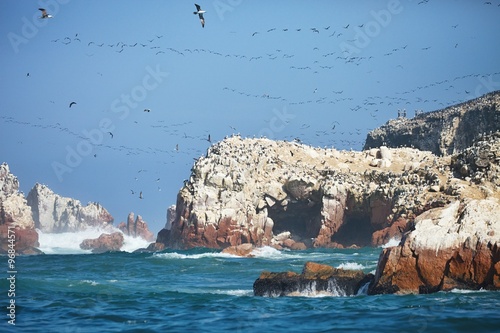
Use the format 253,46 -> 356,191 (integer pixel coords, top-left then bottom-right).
1,91 -> 499,295
151,91 -> 500,294
0,163 -> 155,254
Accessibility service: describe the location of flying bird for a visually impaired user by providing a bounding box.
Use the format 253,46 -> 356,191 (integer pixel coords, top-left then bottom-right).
69,102 -> 77,108
108,132 -> 113,138
38,8 -> 53,19
144,108 -> 151,112
139,191 -> 143,199
193,4 -> 205,28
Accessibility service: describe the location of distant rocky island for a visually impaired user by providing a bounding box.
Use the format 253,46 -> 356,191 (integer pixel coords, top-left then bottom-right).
0,167 -> 154,254
1,91 -> 499,294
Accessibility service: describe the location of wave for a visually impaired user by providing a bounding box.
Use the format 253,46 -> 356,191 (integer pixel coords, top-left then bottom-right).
337,262 -> 366,270
152,251 -> 238,260
36,227 -> 151,254
380,237 -> 401,248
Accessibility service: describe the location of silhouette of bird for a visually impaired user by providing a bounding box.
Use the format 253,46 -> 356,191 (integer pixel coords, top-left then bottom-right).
38,8 -> 53,19
207,134 -> 211,143
108,132 -> 113,138
144,109 -> 151,112
193,4 -> 205,28
69,102 -> 77,108
139,191 -> 143,199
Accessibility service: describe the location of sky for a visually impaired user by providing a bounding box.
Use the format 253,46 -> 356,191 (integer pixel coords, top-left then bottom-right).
1,0 -> 499,234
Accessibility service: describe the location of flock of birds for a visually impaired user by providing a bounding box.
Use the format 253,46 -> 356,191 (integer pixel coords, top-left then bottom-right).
8,2 -> 500,209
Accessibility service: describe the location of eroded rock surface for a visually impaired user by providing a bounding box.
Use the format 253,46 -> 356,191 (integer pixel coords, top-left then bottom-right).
364,91 -> 500,156
369,199 -> 500,294
0,163 -> 40,254
117,212 -> 155,242
27,183 -> 114,233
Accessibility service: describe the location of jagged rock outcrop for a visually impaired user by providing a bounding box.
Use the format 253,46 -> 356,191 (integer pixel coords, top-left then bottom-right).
156,135 -> 460,250
117,212 -> 155,242
0,163 -> 40,255
370,199 -> 500,294
80,232 -> 124,253
253,261 -> 373,297
156,93 -> 500,252
364,91 -> 500,156
26,183 -> 114,233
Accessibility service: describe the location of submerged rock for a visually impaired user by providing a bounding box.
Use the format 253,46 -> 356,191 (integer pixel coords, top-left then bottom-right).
253,261 -> 373,297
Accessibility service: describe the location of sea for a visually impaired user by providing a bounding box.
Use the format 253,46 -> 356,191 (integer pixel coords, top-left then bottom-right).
2,230 -> 500,333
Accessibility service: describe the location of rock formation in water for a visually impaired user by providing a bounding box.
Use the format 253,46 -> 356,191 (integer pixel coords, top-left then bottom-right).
369,199 -> 500,294
80,232 -> 124,253
117,212 -> 155,242
26,183 -> 114,233
364,91 -> 500,156
253,261 -> 373,297
154,136 -> 463,250
0,163 -> 40,254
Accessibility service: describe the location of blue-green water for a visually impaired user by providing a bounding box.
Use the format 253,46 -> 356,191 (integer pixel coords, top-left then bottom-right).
2,246 -> 500,332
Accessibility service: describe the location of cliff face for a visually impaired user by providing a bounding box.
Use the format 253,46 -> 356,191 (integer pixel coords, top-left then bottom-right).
26,183 -> 114,233
0,163 -> 40,254
364,91 -> 500,156
370,199 -> 500,294
157,134 -> 494,250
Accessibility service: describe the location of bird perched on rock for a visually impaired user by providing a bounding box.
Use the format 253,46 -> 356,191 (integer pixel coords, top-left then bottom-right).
193,4 -> 205,28
38,8 -> 53,19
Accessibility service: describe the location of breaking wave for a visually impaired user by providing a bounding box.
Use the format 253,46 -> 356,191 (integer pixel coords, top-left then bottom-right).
36,227 -> 151,254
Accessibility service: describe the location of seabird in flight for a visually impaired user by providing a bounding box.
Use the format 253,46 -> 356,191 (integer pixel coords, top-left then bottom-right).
69,102 -> 77,108
193,4 -> 205,28
38,8 -> 53,19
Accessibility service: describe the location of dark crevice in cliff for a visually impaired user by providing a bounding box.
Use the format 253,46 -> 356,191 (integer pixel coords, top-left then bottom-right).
331,211 -> 374,247
268,199 -> 322,243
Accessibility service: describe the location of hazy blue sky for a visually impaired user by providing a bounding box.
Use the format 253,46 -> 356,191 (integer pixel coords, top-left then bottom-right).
1,1 -> 499,233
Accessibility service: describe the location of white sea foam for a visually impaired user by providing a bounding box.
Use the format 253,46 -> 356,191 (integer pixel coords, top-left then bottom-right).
152,251 -> 237,260
250,246 -> 285,259
448,288 -> 487,294
37,227 -> 151,254
337,262 -> 366,270
381,237 -> 401,248
211,289 -> 253,296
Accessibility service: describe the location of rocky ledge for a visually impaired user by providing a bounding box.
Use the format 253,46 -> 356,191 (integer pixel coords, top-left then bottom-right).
254,262 -> 372,297
364,90 -> 500,156
80,232 -> 124,254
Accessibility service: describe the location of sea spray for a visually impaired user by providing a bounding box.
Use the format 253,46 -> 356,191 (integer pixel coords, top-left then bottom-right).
36,226 -> 150,254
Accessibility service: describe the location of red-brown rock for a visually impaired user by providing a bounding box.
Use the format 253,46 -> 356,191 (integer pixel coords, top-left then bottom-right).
80,232 -> 124,253
118,212 -> 155,242
221,243 -> 254,257
370,200 -> 500,294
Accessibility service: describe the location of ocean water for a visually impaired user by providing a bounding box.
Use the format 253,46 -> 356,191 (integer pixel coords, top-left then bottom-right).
2,233 -> 500,332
